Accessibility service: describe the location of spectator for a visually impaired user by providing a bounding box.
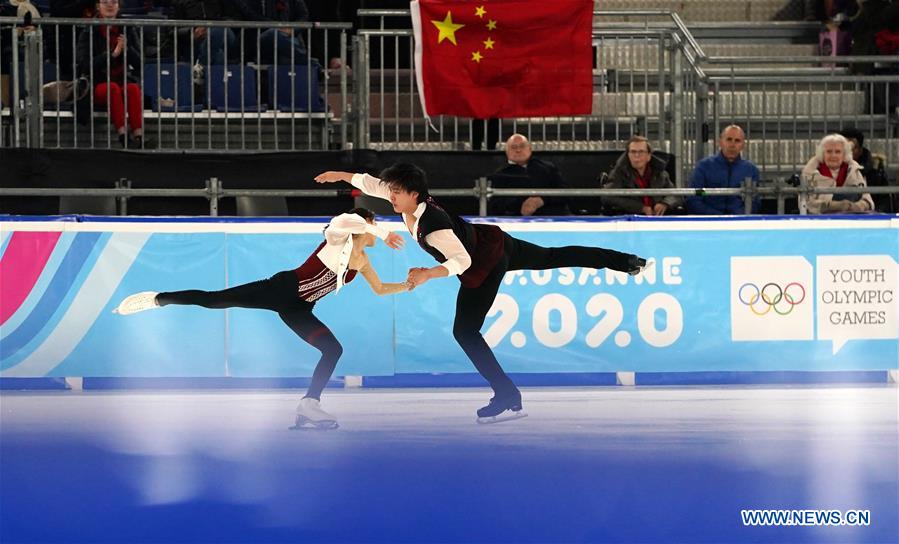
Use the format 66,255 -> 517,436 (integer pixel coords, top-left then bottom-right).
489,133 -> 571,216
47,0 -> 94,79
686,125 -> 760,215
226,0 -> 310,65
847,0 -> 890,76
172,0 -> 237,67
839,127 -> 891,212
801,133 -> 874,214
76,0 -> 148,147
873,2 -> 899,113
601,136 -> 682,216
306,0 -> 359,73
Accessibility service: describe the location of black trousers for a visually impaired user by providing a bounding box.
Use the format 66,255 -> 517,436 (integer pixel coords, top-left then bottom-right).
453,234 -> 634,396
156,271 -> 342,400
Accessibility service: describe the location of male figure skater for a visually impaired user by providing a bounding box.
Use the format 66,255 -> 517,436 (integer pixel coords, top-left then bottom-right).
316,164 -> 650,423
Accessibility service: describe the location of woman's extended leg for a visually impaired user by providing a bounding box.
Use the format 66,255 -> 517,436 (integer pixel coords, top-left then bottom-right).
157,271 -> 297,312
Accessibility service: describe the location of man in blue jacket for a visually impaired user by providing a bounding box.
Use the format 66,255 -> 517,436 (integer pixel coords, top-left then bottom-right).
686,125 -> 760,214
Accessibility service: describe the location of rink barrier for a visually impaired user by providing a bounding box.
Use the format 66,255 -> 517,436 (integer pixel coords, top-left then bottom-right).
0,371 -> 895,390
1,215 -> 897,387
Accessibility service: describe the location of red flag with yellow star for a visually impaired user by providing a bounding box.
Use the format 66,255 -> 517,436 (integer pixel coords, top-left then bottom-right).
410,0 -> 594,119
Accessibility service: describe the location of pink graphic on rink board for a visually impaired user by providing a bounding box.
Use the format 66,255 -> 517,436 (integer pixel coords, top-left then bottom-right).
0,231 -> 62,325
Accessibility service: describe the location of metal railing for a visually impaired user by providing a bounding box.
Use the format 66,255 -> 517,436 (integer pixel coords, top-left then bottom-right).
3,180 -> 894,217
703,55 -> 899,178
352,9 -> 899,188
352,10 -> 708,185
1,16 -> 351,151
3,10 -> 899,198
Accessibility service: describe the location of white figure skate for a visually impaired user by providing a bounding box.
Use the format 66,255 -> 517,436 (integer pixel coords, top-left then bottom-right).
113,291 -> 160,315
290,397 -> 339,430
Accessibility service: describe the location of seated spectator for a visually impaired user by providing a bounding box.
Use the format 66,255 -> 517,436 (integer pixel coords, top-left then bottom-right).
47,0 -> 94,79
172,0 -> 237,67
226,0 -> 310,65
76,0 -> 148,147
489,133 -> 571,216
686,125 -> 760,215
801,133 -> 874,214
307,0 -> 357,74
602,136 -> 682,216
839,127 -> 891,212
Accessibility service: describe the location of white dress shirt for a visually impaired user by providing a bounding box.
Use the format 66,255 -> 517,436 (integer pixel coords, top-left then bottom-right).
350,173 -> 472,276
318,212 -> 389,291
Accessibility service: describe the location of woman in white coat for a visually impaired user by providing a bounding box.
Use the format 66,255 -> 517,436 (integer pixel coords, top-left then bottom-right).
801,133 -> 874,214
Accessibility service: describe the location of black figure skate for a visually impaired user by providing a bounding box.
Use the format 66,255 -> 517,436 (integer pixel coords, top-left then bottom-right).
476,391 -> 527,424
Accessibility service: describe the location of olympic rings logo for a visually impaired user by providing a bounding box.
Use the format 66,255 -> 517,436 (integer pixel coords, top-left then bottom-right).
737,282 -> 806,316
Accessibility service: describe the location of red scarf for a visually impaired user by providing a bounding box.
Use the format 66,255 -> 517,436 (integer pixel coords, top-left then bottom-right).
817,162 -> 848,187
99,24 -> 121,44
633,166 -> 653,207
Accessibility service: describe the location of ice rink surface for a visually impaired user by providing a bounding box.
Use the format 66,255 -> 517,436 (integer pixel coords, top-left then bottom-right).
1,386 -> 897,543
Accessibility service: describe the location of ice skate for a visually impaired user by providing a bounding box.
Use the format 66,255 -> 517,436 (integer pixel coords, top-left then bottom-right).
289,397 -> 339,430
476,391 -> 527,424
627,256 -> 654,276
113,291 -> 160,315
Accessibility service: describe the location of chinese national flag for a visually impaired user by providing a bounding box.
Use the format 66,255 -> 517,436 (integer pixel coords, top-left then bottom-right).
411,0 -> 594,119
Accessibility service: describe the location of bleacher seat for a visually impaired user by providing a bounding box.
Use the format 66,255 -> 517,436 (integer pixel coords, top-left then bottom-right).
143,63 -> 202,112
266,64 -> 325,112
209,65 -> 264,112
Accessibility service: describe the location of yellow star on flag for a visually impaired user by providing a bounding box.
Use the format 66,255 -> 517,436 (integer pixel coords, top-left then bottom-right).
483,37 -> 495,50
471,51 -> 483,63
486,19 -> 497,30
431,11 -> 465,45
475,6 -> 486,18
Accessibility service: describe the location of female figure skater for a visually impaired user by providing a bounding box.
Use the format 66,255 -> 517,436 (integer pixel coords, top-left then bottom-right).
113,208 -> 411,429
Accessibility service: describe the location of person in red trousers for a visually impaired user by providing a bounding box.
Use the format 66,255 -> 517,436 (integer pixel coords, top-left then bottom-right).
76,0 -> 150,148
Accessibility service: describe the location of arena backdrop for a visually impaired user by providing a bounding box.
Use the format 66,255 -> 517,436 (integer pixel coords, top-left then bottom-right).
1,216 -> 896,378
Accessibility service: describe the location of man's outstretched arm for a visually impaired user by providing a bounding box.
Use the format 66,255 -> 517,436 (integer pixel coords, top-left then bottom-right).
315,171 -> 391,201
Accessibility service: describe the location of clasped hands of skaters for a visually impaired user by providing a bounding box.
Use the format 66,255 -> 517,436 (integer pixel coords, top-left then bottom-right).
377,231 -> 418,291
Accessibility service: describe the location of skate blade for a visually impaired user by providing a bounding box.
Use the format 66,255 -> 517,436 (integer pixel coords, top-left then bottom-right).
289,415 -> 339,431
630,259 -> 655,277
476,411 -> 528,425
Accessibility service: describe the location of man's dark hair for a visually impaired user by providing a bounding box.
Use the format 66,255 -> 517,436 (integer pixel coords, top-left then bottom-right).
839,127 -> 864,147
348,207 -> 375,221
378,162 -> 430,203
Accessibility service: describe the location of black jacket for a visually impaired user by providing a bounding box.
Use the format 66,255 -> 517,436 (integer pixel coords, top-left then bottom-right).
489,157 -> 571,216
602,152 -> 682,214
76,23 -> 142,83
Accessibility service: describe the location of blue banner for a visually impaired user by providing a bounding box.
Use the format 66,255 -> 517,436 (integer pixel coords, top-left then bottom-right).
1,218 -> 896,377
